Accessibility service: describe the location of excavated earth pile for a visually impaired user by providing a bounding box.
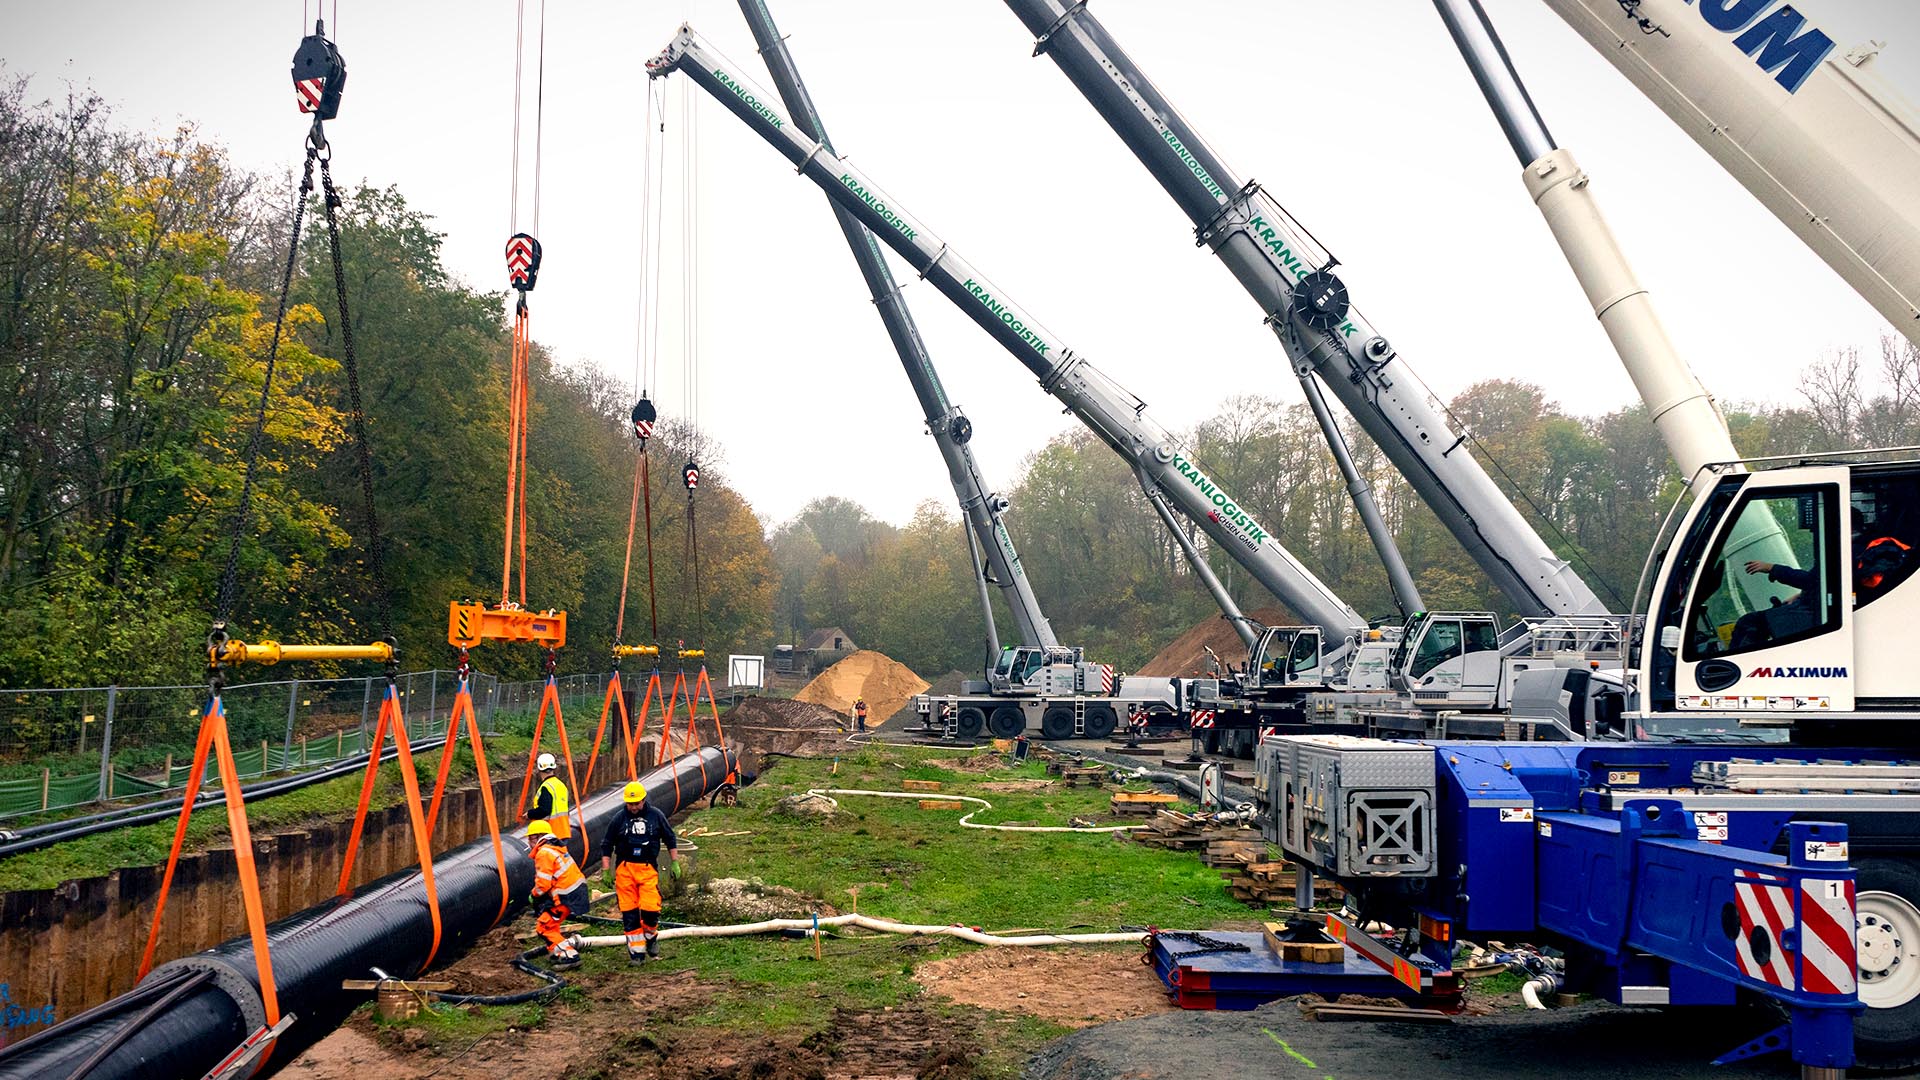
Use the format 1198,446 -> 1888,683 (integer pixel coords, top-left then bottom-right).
1136,606 -> 1291,677
794,649 -> 927,728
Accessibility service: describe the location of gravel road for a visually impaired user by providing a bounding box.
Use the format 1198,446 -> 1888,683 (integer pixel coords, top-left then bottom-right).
1026,999 -> 1802,1080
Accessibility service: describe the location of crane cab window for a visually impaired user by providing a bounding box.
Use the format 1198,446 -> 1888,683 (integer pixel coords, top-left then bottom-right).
1684,487 -> 1840,660
1288,631 -> 1321,678
1010,648 -> 1044,682
1410,619 -> 1463,678
992,649 -> 1016,677
1851,473 -> 1920,607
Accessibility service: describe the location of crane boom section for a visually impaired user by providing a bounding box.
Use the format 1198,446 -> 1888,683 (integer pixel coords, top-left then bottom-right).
736,0 -> 1056,651
1541,0 -> 1920,337
1003,0 -> 1608,619
646,27 -> 1369,647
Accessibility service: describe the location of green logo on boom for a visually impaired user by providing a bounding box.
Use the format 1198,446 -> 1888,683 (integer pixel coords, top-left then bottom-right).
1161,128 -> 1225,201
1171,456 -> 1269,544
712,68 -> 785,131
837,174 -> 918,242
1248,215 -> 1356,337
961,279 -> 1049,358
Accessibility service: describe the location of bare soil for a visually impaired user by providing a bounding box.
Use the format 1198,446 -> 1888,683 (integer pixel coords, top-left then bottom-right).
794,651 -> 929,727
911,946 -> 1171,1029
1136,605 -> 1291,677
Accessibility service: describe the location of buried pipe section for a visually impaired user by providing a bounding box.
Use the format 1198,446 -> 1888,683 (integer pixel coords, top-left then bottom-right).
0,746 -> 739,1080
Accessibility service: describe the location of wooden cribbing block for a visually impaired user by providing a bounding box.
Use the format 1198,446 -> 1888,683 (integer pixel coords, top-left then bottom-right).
902,779 -> 943,792
1262,921 -> 1345,964
919,799 -> 966,810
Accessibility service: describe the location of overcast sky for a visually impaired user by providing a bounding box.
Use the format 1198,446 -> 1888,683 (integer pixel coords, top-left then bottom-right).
10,0 -> 1916,527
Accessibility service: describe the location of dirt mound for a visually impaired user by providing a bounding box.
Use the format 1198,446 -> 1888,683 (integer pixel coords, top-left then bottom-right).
1136,606 -> 1289,677
794,650 -> 927,725
724,697 -> 848,760
913,946 -> 1171,1028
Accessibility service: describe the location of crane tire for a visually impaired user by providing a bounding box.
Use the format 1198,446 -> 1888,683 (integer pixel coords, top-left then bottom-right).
1854,857 -> 1920,1072
1084,705 -> 1118,740
987,707 -> 1024,739
1040,706 -> 1075,740
955,707 -> 986,739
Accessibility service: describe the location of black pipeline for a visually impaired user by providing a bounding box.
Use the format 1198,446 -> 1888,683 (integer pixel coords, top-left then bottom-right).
0,746 -> 739,1080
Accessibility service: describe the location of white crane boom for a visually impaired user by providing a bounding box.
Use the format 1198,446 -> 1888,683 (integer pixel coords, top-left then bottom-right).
645,26 -> 1370,653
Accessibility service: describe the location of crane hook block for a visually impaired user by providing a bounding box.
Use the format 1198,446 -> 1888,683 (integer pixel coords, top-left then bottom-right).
682,460 -> 699,492
447,601 -> 567,648
1291,270 -> 1350,332
506,233 -> 542,292
292,21 -> 348,120
212,640 -> 394,667
631,398 -> 656,444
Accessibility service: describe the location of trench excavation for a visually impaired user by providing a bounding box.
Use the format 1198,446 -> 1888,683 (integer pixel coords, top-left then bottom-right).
0,746 -> 739,1080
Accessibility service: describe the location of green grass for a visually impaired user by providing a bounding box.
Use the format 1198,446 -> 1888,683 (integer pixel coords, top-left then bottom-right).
409,741 -> 1252,1075
0,735 -> 536,892
370,998 -> 548,1055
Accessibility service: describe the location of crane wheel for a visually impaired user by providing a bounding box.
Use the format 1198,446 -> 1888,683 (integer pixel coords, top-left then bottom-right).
987,707 -> 1024,739
1083,704 -> 1117,740
1854,857 -> 1920,1072
1040,706 -> 1075,740
955,707 -> 986,739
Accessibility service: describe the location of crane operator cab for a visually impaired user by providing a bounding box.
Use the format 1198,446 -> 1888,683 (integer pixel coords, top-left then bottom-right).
1249,626 -> 1326,688
1391,611 -> 1502,705
1644,459 -> 1920,734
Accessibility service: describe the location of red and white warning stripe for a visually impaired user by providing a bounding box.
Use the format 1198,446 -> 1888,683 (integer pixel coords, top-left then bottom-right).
1259,725 -> 1278,741
506,235 -> 537,288
295,77 -> 325,113
1798,878 -> 1858,996
1732,868 -> 1796,989
1189,709 -> 1215,729
1099,664 -> 1115,695
633,419 -> 654,441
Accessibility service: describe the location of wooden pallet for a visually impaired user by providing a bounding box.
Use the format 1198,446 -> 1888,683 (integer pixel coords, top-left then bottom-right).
1111,791 -> 1180,815
901,779 -> 943,792
1060,765 -> 1108,787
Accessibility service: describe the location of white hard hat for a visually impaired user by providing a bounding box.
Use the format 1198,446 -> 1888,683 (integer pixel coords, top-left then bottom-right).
536,752 -> 556,771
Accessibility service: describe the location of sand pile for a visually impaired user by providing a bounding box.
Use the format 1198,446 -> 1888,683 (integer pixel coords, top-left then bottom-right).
1135,606 -> 1289,677
795,649 -> 928,723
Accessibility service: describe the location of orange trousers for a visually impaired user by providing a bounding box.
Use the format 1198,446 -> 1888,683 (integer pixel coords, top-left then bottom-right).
615,862 -> 662,952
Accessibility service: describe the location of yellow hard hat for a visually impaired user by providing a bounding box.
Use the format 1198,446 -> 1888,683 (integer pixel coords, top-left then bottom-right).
623,781 -> 648,802
525,820 -> 554,839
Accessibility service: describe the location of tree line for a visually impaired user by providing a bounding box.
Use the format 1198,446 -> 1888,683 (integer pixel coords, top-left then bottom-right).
5,82 -> 1908,691
0,84 -> 773,688
772,341 -> 1920,678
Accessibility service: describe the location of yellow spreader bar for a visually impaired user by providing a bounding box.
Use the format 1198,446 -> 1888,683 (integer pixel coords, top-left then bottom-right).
211,640 -> 396,666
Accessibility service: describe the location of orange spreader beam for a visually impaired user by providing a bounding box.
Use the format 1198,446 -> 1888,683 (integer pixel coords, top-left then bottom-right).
448,601 -> 567,648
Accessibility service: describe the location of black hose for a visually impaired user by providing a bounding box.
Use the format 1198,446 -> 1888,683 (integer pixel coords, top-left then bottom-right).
0,747 -> 405,859
63,970 -> 213,1080
436,946 -> 565,1007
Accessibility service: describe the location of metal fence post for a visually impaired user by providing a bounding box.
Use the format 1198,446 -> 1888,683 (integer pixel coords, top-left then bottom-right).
284,678 -> 300,753
97,685 -> 117,803
361,676 -> 373,748
427,671 -> 438,739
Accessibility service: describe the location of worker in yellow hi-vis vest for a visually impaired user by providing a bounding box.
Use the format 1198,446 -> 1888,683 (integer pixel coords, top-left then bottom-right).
526,752 -> 572,839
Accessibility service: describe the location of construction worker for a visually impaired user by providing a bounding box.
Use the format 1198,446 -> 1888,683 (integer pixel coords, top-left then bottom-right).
525,820 -> 586,968
525,752 -> 572,840
599,780 -> 681,963
853,698 -> 869,733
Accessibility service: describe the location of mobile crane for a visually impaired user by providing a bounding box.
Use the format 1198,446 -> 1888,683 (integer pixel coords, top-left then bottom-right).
1541,0 -> 1920,339
646,25 -> 1401,747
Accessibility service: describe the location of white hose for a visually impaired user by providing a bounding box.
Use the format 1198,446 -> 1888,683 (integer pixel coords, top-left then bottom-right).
577,912 -> 1142,949
1521,972 -> 1561,1010
801,787 -> 1143,834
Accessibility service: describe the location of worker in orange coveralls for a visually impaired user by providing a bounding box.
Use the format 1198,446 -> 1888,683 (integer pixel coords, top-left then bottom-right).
599,780 -> 682,963
526,820 -> 586,968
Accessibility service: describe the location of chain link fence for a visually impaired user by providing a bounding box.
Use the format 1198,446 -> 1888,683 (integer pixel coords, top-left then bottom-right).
0,669 -> 542,820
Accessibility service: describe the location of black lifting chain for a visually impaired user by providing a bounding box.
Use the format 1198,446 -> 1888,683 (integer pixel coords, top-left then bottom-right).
209,142 -> 321,690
